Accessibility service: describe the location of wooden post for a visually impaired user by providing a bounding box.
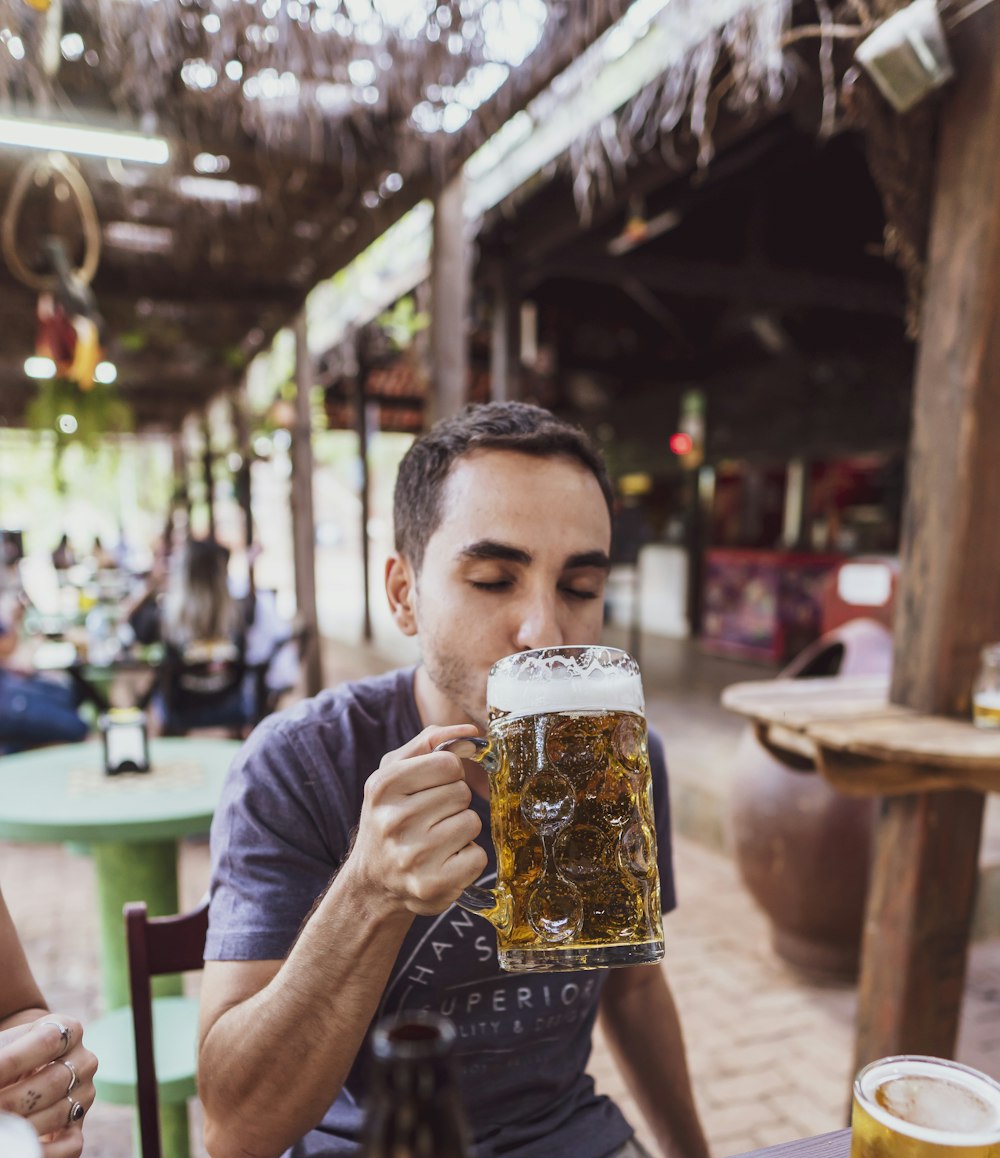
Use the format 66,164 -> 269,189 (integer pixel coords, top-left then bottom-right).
167,432 -> 190,554
291,313 -> 324,696
354,336 -> 373,644
490,263 -> 521,402
201,417 -> 216,542
230,389 -> 254,562
854,8 -> 1000,1075
428,172 -> 469,426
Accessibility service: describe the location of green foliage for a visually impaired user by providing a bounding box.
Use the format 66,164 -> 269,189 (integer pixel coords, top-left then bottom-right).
377,295 -> 430,351
25,378 -> 133,486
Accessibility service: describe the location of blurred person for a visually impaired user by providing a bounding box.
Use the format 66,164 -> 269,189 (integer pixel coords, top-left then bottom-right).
135,539 -> 297,728
0,569 -> 88,754
198,403 -> 708,1158
50,535 -> 74,573
151,538 -> 248,734
0,884 -> 98,1156
86,537 -> 115,572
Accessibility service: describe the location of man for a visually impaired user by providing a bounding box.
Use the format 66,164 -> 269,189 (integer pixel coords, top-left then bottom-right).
198,402 -> 709,1158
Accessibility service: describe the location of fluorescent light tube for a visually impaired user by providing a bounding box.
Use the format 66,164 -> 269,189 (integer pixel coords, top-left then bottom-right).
0,117 -> 169,164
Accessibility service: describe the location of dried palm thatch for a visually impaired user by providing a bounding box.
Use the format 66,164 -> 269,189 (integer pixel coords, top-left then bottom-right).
563,0 -> 972,337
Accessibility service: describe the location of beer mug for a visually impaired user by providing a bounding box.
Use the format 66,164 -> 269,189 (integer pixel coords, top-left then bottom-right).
437,645 -> 665,973
851,1055 -> 1000,1157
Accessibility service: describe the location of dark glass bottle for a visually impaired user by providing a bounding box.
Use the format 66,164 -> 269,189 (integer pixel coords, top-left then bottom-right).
361,1010 -> 471,1158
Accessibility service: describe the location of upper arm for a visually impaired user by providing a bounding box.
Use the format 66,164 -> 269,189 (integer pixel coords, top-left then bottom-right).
198,958 -> 282,1047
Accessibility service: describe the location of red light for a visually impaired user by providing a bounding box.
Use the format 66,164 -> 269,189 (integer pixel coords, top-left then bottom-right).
669,432 -> 693,455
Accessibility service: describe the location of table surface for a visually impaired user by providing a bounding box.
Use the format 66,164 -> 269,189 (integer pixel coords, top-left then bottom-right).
722,675 -> 1000,794
0,737 -> 241,842
735,1129 -> 850,1157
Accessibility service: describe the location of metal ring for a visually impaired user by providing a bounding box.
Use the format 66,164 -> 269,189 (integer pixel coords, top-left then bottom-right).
60,1058 -> 78,1094
39,1019 -> 71,1057
66,1095 -> 85,1125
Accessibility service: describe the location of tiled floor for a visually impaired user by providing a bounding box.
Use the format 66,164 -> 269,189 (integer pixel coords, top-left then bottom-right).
5,631 -> 1000,1156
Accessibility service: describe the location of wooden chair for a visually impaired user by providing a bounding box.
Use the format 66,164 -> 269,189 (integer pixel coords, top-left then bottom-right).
140,642 -> 248,738
87,899 -> 209,1158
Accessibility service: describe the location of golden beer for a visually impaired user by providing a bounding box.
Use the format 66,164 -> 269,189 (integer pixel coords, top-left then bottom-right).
446,646 -> 665,972
851,1056 -> 1000,1158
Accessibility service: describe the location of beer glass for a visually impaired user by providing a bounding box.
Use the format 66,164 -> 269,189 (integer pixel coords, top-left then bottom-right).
851,1055 -> 1000,1157
438,645 -> 664,973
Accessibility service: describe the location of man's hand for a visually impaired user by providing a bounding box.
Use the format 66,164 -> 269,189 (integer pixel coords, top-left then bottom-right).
350,724 -> 488,917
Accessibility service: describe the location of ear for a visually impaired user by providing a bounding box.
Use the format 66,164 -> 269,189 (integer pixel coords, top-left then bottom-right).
385,552 -> 418,637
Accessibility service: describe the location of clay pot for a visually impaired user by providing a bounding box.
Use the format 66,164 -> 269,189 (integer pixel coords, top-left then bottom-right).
728,619 -> 891,980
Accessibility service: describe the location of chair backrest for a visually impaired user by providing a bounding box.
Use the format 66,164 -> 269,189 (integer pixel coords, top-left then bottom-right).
153,640 -> 247,736
126,898 -> 210,1158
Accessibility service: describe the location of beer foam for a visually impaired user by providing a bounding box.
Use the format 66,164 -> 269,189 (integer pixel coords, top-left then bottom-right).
858,1057 -> 1000,1147
488,646 -> 644,718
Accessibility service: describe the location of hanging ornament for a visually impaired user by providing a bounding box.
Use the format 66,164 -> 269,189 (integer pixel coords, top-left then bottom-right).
2,152 -> 106,389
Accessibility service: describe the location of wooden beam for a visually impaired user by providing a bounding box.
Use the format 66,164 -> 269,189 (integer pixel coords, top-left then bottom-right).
855,6 -> 1000,1075
528,256 -> 904,317
428,173 -> 470,425
291,312 -> 324,696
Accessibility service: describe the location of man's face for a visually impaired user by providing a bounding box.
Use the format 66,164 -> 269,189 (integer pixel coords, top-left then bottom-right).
398,449 -> 612,728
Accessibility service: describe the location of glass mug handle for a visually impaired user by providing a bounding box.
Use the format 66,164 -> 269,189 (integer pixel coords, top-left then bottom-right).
434,736 -> 512,933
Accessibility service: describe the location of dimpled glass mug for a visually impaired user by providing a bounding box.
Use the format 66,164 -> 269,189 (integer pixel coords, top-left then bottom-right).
437,645 -> 665,973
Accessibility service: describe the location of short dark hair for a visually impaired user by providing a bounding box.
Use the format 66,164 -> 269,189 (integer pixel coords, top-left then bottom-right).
393,401 -> 613,573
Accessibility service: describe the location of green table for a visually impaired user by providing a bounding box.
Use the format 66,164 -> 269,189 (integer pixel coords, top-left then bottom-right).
0,736 -> 240,1158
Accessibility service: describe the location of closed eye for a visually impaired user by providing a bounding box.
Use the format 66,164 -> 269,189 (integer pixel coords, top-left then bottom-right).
560,585 -> 600,600
470,579 -> 513,591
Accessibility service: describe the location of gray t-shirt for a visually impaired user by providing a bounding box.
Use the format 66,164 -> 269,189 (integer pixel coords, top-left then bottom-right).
207,667 -> 677,1158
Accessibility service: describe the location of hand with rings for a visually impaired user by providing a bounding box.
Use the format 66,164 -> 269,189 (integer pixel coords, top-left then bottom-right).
0,1014 -> 98,1157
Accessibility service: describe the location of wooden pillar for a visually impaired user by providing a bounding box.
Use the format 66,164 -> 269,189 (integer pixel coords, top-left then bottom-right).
428,172 -> 469,426
167,431 -> 190,554
354,338 -> 373,644
230,388 -> 254,561
291,313 -> 324,696
854,7 -> 1000,1074
201,417 -> 216,542
782,458 -> 809,549
490,263 -> 521,402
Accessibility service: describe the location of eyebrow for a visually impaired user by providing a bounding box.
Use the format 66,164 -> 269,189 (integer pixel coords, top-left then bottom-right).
459,541 -> 611,572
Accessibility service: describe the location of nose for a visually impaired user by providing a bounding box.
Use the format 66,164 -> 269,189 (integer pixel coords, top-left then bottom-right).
512,589 -> 565,652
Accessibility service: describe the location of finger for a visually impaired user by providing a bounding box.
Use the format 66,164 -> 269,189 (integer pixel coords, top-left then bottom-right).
369,750 -> 471,800
427,808 -> 483,853
28,1087 -> 93,1139
41,1129 -> 85,1158
381,723 -> 479,766
0,1019 -> 76,1089
401,779 -> 474,826
403,838 -> 489,914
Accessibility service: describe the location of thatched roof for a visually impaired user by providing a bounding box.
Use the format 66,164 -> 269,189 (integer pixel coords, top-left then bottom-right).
0,0 -> 952,434
0,0 -> 634,430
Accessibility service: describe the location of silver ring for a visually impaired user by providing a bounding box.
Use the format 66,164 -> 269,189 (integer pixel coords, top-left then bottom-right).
40,1019 -> 71,1057
60,1058 -> 78,1094
66,1095 -> 85,1125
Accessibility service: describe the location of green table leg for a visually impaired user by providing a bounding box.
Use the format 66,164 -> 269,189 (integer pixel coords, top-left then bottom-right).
91,840 -> 184,1009
91,840 -> 190,1158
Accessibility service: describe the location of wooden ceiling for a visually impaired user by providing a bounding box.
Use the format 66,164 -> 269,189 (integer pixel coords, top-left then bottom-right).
0,0 -> 633,432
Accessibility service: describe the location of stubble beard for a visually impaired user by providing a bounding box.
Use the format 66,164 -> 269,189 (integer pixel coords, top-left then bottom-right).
420,647 -> 489,729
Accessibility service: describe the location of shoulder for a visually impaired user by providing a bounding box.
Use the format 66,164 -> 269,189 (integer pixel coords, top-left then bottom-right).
237,667 -> 420,777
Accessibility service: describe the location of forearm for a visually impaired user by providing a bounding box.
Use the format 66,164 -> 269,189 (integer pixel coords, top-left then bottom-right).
0,1005 -> 48,1031
599,967 -> 710,1158
199,859 -> 414,1158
